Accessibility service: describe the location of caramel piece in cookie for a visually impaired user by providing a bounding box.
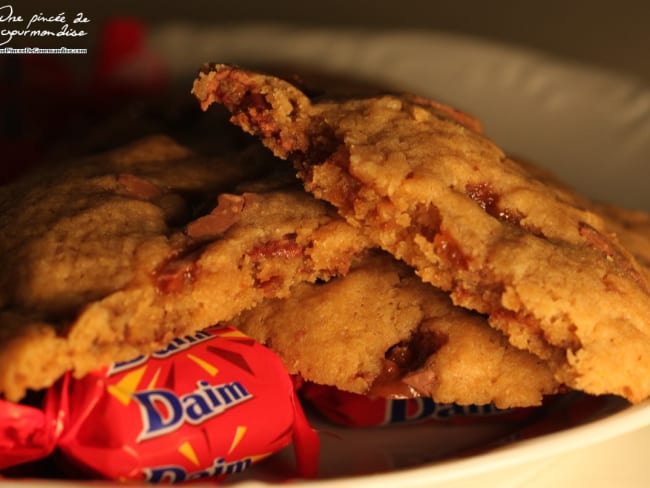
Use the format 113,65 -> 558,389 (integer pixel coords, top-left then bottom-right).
234,252 -> 559,408
0,136 -> 370,400
194,65 -> 650,403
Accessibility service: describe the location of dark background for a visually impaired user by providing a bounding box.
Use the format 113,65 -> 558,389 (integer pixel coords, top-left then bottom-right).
1,0 -> 648,183
9,0 -> 650,83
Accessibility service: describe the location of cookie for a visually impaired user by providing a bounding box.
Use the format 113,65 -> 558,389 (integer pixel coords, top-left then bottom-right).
234,252 -> 560,408
513,157 -> 650,280
0,135 -> 371,401
595,204 -> 650,274
194,64 -> 650,403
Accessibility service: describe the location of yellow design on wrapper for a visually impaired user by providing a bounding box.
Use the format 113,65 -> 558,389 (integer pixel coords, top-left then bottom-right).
249,452 -> 273,463
228,426 -> 247,454
107,365 -> 147,406
187,353 -> 219,376
146,367 -> 161,390
216,328 -> 249,339
178,441 -> 200,466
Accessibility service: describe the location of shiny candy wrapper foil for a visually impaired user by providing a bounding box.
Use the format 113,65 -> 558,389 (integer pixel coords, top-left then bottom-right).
0,326 -> 320,482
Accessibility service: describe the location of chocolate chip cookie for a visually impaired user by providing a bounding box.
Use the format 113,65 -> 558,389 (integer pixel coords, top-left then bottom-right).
194,64 -> 650,403
234,252 -> 560,408
0,135 -> 370,400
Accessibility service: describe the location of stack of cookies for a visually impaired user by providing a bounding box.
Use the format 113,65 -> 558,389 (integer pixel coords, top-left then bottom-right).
1,64 -> 649,415
193,64 -> 650,407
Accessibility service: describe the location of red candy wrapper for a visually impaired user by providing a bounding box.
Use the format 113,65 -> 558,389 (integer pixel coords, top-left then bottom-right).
300,382 -> 536,428
0,326 -> 319,482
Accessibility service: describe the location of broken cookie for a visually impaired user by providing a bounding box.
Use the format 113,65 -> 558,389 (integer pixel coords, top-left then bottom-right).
0,135 -> 370,400
194,64 -> 650,403
234,251 -> 560,408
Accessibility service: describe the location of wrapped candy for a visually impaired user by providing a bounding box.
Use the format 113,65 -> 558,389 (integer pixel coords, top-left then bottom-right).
0,326 -> 320,482
300,382 -> 537,428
